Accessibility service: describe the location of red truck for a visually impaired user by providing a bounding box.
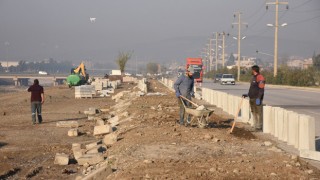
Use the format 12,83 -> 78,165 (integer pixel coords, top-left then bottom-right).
186,57 -> 203,83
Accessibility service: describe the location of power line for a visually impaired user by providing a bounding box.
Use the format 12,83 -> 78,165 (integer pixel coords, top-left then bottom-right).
287,14 -> 320,25
244,0 -> 268,20
289,8 -> 320,13
290,0 -> 313,10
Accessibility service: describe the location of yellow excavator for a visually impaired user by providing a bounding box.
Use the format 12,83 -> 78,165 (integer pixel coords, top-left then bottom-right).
66,62 -> 89,87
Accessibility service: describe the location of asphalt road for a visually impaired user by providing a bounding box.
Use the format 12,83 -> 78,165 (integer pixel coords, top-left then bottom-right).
201,79 -> 320,136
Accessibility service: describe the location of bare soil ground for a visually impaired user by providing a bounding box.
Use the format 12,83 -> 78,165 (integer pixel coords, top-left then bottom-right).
0,80 -> 319,179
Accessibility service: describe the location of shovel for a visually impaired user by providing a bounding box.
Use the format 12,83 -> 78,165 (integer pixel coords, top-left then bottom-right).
229,97 -> 244,133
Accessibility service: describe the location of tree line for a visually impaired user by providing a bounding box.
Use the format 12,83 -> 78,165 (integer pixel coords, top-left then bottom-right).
0,59 -> 73,74
205,54 -> 320,87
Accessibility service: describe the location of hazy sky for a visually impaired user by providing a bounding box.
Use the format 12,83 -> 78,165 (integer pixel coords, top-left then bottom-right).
0,0 -> 319,64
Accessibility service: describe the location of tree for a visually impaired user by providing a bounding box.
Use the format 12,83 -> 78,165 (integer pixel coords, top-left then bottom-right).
115,51 -> 133,73
227,53 -> 235,66
146,63 -> 158,74
313,53 -> 320,70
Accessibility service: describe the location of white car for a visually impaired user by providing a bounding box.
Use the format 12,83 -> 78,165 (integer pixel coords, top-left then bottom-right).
124,72 -> 132,76
39,71 -> 48,75
220,74 -> 235,85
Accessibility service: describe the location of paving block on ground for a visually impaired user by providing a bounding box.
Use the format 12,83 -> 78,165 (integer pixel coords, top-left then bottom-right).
73,147 -> 85,160
68,128 -> 78,137
82,165 -> 113,180
300,149 -> 320,161
54,153 -> 69,165
103,133 -> 118,146
107,116 -> 119,127
86,145 -> 106,154
72,143 -> 81,150
96,119 -> 105,126
93,125 -> 113,136
87,116 -> 95,121
85,142 -> 99,150
56,121 -> 79,128
298,115 -> 315,151
77,153 -> 104,165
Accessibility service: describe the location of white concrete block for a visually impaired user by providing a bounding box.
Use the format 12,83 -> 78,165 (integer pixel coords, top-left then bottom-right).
227,95 -> 234,115
263,106 -> 272,133
68,128 -> 78,137
287,112 -> 299,148
241,99 -> 250,124
202,88 -> 208,102
93,125 -> 113,136
73,147 -> 85,160
222,93 -> 228,112
300,149 -> 320,161
54,153 -> 69,165
210,90 -> 214,105
107,116 -> 119,127
86,142 -> 98,150
282,110 -> 290,142
276,108 -> 284,140
103,133 -> 118,146
96,119 -> 105,126
56,121 -> 79,128
298,115 -> 315,151
214,90 -> 218,106
77,153 -> 104,165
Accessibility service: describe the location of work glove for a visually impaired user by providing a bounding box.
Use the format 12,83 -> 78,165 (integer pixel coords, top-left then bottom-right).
175,92 -> 181,98
256,99 -> 261,106
242,94 -> 248,98
190,92 -> 195,98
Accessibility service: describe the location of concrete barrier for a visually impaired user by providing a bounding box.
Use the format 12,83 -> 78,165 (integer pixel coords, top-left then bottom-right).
159,79 -> 318,160
298,115 -> 315,151
287,112 -> 300,148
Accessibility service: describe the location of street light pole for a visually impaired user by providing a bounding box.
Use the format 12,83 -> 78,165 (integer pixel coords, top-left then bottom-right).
4,42 -> 10,72
222,32 -> 225,68
215,32 -> 218,71
267,0 -> 289,77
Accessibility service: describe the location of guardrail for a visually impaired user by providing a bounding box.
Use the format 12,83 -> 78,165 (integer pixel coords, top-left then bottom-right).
160,77 -> 319,161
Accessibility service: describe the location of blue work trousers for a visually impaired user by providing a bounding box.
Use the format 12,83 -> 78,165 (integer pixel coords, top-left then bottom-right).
31,101 -> 42,124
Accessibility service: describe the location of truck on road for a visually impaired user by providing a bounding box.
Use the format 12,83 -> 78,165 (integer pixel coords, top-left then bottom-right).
186,57 -> 203,83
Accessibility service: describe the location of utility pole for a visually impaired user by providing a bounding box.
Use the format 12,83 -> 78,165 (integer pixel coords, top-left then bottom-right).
232,12 -> 247,81
4,42 -> 9,72
266,0 -> 288,77
208,38 -> 213,72
215,32 -> 218,71
219,32 -> 228,68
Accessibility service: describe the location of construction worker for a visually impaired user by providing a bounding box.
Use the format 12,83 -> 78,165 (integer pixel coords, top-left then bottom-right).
27,79 -> 44,125
242,65 -> 265,131
174,66 -> 195,126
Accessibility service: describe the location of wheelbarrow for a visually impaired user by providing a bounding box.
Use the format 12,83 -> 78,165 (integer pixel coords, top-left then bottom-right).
180,96 -> 214,128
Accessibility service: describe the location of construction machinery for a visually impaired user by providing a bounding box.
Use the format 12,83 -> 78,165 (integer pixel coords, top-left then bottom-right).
66,62 -> 89,87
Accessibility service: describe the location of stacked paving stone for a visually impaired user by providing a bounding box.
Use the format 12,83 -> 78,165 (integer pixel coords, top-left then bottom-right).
75,85 -> 95,99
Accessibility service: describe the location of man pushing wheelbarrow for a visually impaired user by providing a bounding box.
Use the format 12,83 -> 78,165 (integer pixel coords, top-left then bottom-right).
174,66 -> 213,127
174,66 -> 195,126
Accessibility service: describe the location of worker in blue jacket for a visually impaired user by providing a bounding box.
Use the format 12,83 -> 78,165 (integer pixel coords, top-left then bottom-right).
174,66 -> 195,126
